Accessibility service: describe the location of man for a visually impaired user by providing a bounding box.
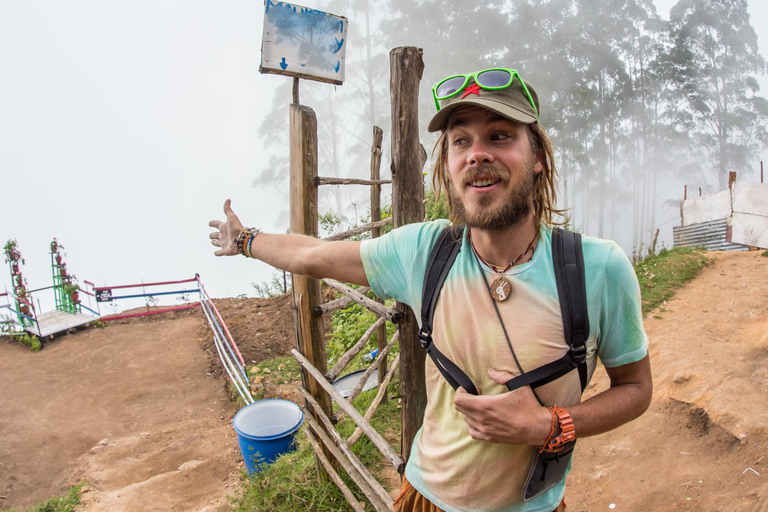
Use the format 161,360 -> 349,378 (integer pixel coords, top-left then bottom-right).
209,67 -> 652,512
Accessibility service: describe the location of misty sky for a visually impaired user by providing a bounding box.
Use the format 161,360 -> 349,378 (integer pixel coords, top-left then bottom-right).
1,0 -> 766,313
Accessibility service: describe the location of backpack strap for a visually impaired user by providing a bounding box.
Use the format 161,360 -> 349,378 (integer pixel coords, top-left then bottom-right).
504,228 -> 589,393
419,225 -> 479,395
419,226 -> 590,397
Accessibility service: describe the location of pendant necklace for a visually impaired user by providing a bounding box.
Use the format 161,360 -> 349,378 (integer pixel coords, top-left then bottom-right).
469,231 -> 538,302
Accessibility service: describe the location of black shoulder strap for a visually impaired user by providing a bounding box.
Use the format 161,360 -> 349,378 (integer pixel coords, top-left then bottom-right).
419,225 -> 479,395
419,226 -> 589,396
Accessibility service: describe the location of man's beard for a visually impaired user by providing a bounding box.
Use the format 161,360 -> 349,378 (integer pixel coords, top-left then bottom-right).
449,162 -> 535,230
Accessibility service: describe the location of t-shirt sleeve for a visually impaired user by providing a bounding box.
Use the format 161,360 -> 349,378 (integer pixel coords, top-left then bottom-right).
596,243 -> 649,367
359,220 -> 448,309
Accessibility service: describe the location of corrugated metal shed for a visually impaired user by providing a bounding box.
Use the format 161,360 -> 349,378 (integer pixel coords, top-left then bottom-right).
672,218 -> 749,252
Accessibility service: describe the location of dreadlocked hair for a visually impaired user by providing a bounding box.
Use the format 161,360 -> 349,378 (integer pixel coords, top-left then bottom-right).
431,121 -> 568,227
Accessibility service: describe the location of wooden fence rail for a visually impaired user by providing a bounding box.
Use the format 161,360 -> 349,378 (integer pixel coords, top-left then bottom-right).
301,398 -> 392,512
322,218 -> 393,242
292,349 -> 405,474
326,317 -> 386,382
333,331 -> 399,422
347,353 -> 400,448
315,286 -> 371,316
322,279 -> 401,323
316,177 -> 392,186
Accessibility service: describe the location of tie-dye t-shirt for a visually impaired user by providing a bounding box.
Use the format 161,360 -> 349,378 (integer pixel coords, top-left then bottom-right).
360,220 -> 648,512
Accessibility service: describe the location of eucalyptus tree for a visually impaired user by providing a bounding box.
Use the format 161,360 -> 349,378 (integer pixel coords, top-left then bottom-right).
667,0 -> 768,190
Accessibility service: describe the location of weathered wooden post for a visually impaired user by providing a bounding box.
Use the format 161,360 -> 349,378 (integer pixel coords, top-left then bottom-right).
290,103 -> 333,430
389,46 -> 426,464
369,125 -> 389,388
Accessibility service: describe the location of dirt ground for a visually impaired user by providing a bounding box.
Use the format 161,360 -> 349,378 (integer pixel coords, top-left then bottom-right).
1,250 -> 766,511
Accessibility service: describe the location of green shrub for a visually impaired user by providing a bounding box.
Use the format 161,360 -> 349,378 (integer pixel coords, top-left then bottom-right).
634,247 -> 710,314
12,333 -> 41,352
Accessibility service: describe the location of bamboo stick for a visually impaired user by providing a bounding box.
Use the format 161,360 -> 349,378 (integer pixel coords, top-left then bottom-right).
322,218 -> 393,242
303,427 -> 368,512
314,287 -> 371,316
347,353 -> 400,449
322,279 -> 401,323
292,349 -> 405,473
326,317 -> 386,382
299,386 -> 394,511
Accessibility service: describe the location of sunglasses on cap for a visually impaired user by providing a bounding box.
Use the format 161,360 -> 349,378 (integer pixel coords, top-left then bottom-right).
431,67 -> 539,119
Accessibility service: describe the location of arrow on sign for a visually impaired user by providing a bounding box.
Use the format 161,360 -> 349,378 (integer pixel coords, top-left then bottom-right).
280,57 -> 288,70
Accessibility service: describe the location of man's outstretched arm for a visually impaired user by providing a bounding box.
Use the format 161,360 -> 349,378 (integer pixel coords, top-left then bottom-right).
209,199 -> 369,287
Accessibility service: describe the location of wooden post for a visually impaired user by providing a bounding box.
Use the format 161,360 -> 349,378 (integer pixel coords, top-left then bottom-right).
729,171 -> 737,189
289,103 -> 333,457
369,125 -> 388,388
390,46 -> 426,465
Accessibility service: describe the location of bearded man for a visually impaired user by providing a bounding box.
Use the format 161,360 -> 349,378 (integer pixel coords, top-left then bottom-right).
209,67 -> 652,512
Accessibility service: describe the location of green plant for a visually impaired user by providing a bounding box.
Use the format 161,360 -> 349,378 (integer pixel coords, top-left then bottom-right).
3,239 -> 24,265
761,250 -> 768,257
634,247 -> 710,314
0,483 -> 86,512
12,332 -> 42,352
425,188 -> 450,221
61,283 -> 79,296
90,320 -> 107,328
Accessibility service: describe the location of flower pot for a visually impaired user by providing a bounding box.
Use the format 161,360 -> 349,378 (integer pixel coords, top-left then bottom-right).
55,255 -> 62,265
12,263 -> 19,273
20,304 -> 30,315
70,292 -> 79,303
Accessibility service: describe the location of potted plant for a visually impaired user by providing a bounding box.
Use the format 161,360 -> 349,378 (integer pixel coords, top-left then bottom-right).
63,283 -> 80,304
3,239 -> 24,265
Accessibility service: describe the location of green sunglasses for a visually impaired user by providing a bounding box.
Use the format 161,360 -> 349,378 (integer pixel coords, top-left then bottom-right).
431,67 -> 539,119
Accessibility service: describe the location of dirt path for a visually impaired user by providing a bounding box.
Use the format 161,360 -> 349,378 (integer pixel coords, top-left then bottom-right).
567,250 -> 768,511
0,313 -> 241,512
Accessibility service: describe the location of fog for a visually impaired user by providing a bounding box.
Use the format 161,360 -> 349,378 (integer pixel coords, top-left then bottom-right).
1,0 -> 766,314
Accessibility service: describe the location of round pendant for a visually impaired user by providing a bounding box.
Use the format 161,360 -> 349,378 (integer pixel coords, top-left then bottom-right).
490,276 -> 512,302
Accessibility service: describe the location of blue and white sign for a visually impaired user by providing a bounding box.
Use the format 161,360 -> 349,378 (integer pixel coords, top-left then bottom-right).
260,1 -> 348,85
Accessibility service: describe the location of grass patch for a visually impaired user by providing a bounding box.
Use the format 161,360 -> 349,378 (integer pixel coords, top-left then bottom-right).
232,377 -> 401,512
249,355 -> 301,386
762,249 -> 768,257
0,484 -> 85,512
634,247 -> 710,314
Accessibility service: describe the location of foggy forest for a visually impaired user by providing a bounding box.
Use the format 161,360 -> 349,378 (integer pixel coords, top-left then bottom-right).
252,0 -> 767,256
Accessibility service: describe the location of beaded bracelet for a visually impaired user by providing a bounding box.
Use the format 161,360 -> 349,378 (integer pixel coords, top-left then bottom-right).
245,231 -> 258,258
234,228 -> 260,257
539,405 -> 558,453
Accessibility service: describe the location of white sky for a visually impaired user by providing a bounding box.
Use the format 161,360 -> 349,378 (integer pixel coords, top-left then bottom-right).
1,0 -> 766,312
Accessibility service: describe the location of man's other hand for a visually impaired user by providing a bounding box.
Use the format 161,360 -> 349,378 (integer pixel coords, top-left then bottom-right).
454,368 -> 551,446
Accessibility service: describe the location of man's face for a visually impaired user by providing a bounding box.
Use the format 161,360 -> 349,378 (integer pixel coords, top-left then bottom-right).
445,107 -> 543,230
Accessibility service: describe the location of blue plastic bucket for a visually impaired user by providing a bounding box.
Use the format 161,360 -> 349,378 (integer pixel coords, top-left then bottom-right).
233,399 -> 304,474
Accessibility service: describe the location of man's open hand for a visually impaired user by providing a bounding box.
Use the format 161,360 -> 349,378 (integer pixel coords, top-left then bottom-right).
208,199 -> 245,257
453,368 -> 551,445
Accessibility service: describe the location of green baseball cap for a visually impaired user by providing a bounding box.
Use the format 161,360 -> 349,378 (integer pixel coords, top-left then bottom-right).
428,72 -> 540,133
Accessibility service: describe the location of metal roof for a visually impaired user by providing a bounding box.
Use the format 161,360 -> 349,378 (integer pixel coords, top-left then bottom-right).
672,218 -> 749,252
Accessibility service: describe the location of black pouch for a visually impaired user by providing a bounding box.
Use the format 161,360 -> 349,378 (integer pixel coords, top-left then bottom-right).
522,441 -> 575,502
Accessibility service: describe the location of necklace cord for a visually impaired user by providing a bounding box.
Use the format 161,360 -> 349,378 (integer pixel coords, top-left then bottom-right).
472,247 -> 545,406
